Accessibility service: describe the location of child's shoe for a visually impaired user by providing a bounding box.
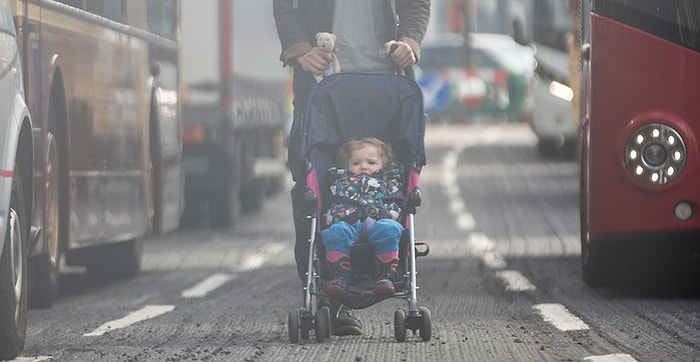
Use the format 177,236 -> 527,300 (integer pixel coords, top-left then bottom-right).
325,253 -> 351,296
372,255 -> 398,295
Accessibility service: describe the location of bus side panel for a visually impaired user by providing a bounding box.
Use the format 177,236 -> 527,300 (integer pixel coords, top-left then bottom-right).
36,5 -> 152,246
588,15 -> 700,238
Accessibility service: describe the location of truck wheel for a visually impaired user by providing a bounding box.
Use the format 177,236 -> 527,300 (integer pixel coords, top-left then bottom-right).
240,178 -> 265,213
209,184 -> 240,228
0,167 -> 28,360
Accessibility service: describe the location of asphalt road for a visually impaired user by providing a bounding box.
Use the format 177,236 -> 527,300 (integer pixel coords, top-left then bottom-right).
12,123 -> 700,362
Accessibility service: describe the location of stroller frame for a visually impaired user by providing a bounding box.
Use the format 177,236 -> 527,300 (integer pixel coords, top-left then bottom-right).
287,73 -> 432,343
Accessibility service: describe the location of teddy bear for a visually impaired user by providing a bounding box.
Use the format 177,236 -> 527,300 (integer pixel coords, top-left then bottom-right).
313,32 -> 341,83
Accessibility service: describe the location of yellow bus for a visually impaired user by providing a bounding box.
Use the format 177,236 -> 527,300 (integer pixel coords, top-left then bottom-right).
10,0 -> 183,308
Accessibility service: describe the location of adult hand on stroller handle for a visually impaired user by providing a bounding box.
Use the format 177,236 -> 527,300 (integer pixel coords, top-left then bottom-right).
385,40 -> 416,70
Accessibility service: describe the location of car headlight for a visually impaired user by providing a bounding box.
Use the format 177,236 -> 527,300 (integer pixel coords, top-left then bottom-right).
624,123 -> 686,185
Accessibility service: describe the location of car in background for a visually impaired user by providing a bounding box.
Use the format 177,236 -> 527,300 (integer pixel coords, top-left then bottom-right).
416,32 -> 535,123
0,0 -> 33,359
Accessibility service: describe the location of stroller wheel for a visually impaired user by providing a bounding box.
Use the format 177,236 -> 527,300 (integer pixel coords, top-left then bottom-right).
394,309 -> 407,342
288,310 -> 299,344
418,306 -> 432,342
300,308 -> 311,339
315,306 -> 331,342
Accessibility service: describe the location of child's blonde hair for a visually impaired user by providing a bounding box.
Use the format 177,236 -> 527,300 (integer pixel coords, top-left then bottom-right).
337,137 -> 395,169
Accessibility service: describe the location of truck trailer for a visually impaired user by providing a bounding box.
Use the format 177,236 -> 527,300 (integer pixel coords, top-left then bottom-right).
180,0 -> 289,227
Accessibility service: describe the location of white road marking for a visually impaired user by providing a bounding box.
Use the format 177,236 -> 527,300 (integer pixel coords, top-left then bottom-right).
456,212 -> 476,231
533,303 -> 590,331
467,232 -> 496,253
481,251 -> 508,269
449,198 -> 465,214
9,357 -> 53,361
182,273 -> 235,298
83,304 -> 176,337
584,354 -> 638,362
236,242 -> 286,271
496,270 -> 536,291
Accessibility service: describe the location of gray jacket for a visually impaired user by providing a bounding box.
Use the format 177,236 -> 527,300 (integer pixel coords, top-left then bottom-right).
273,0 -> 431,100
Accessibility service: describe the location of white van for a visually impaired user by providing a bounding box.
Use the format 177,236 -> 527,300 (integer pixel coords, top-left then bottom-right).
0,0 -> 33,359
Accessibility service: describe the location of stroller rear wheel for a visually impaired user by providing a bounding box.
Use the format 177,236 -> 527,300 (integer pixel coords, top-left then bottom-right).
394,309 -> 407,342
419,306 -> 432,342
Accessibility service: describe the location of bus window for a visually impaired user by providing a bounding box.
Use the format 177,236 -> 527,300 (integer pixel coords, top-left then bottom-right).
147,0 -> 177,40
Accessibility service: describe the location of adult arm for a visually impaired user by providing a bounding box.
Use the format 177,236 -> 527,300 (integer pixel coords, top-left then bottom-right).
273,0 -> 314,66
395,0 -> 431,63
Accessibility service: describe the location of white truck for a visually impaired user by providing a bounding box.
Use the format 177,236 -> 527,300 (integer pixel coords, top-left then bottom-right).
180,0 -> 289,227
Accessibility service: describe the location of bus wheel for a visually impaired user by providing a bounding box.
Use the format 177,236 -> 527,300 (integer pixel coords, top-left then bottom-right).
581,240 -> 609,288
29,133 -> 60,309
0,167 -> 28,360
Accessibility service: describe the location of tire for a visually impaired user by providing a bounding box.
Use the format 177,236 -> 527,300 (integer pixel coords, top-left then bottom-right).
240,177 -> 265,213
288,310 -> 299,344
209,183 -> 240,228
180,193 -> 207,229
315,306 -> 330,342
419,306 -> 432,342
29,133 -> 60,309
581,239 -> 609,288
394,309 -> 406,342
0,167 -> 28,360
76,238 -> 143,279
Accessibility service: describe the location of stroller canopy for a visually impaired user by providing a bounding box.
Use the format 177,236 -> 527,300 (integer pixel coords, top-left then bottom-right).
301,73 -> 427,170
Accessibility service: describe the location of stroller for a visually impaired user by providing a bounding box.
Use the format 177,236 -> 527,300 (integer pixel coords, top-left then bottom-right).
287,73 -> 432,343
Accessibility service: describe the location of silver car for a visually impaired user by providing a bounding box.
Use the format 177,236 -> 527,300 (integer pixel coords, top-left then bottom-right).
0,0 -> 33,359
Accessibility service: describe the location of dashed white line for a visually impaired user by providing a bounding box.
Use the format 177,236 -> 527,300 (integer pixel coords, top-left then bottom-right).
533,303 -> 589,331
456,212 -> 476,231
496,270 -> 536,291
182,273 -> 235,298
481,251 -> 508,270
584,354 -> 638,362
83,304 -> 176,337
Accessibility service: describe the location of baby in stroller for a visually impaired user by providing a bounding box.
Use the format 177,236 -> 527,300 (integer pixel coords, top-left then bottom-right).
288,73 -> 431,343
322,137 -> 404,296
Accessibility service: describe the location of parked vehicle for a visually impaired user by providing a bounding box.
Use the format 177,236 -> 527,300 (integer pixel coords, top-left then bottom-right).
420,0 -> 536,124
180,0 -> 288,228
10,0 -> 184,309
512,0 -> 578,157
0,0 -> 32,358
417,32 -> 535,123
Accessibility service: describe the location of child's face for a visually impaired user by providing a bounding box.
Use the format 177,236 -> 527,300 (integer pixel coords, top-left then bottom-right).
347,145 -> 384,176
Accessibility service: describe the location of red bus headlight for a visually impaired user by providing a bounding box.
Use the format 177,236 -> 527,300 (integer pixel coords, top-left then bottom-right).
623,123 -> 686,185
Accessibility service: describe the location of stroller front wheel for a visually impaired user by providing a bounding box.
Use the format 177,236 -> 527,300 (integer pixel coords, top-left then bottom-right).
394,309 -> 407,342
419,306 -> 432,342
315,306 -> 331,342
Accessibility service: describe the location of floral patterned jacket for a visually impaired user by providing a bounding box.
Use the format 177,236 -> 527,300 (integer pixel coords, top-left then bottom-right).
324,167 -> 404,226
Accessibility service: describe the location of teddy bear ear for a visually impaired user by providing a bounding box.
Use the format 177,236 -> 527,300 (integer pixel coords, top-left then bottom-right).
332,33 -> 336,40
316,32 -> 322,39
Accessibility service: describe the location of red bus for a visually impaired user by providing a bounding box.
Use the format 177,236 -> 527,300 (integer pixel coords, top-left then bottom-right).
10,0 -> 183,307
578,0 -> 700,287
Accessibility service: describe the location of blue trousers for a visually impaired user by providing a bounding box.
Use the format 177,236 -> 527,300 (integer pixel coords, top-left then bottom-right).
321,219 -> 403,255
